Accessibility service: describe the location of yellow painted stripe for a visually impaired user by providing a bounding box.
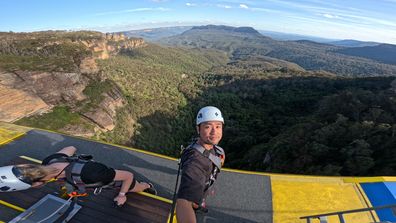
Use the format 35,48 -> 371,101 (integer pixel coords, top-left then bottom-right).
0,122 -> 31,146
106,144 -> 177,161
382,177 -> 396,181
223,168 -> 356,181
0,220 -> 5,223
222,168 -> 270,176
343,177 -> 396,183
0,200 -> 25,212
19,155 -> 41,164
224,167 -> 350,179
0,131 -> 25,146
137,191 -> 172,204
224,168 -> 394,183
344,177 -> 384,183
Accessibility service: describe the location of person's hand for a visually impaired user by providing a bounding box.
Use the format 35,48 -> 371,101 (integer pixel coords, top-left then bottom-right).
114,194 -> 127,206
220,154 -> 225,166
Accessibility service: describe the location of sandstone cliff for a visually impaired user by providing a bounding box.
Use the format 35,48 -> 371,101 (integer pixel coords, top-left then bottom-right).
0,31 -> 138,134
82,87 -> 125,131
80,33 -> 146,60
0,70 -> 87,121
0,84 -> 49,122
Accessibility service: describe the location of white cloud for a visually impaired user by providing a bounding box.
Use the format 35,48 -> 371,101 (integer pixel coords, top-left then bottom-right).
186,3 -> 197,7
265,0 -> 365,16
340,14 -> 396,28
321,13 -> 339,19
251,7 -> 282,13
264,0 -> 396,30
280,13 -> 396,44
239,4 -> 249,9
94,7 -> 170,16
217,4 -> 232,9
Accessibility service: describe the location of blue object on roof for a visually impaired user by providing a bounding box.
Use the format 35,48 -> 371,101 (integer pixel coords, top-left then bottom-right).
360,182 -> 396,222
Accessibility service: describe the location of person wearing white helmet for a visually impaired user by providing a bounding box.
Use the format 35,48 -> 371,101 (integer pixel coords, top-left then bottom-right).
176,106 -> 226,223
0,146 -> 157,207
0,164 -> 58,192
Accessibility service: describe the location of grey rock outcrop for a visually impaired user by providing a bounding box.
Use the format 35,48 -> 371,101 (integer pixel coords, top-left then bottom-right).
82,87 -> 125,131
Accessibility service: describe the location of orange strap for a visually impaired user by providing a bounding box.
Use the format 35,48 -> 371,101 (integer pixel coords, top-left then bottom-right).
67,191 -> 88,197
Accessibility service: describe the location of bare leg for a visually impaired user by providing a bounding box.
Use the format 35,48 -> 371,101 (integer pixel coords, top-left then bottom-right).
56,146 -> 76,156
128,181 -> 150,192
176,199 -> 196,223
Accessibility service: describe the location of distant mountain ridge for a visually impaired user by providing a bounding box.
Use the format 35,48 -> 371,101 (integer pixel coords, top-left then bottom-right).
121,25 -> 388,48
258,30 -> 337,43
336,44 -> 396,65
159,25 -> 396,77
191,25 -> 261,35
120,26 -> 192,41
329,39 -> 380,47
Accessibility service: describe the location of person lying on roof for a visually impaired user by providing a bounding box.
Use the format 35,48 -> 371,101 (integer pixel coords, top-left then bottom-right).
0,146 -> 157,206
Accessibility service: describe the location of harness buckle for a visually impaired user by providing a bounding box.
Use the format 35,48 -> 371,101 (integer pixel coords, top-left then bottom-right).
93,187 -> 103,195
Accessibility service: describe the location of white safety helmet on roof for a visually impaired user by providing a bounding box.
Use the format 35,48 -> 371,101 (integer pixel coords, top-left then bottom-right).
0,165 -> 32,192
196,106 -> 224,125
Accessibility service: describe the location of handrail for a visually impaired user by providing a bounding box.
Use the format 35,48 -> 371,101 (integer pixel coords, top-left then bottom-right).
300,203 -> 396,223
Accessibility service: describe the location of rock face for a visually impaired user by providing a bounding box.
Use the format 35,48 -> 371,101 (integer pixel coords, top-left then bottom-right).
12,71 -> 88,105
82,87 -> 125,130
0,71 -> 49,122
79,57 -> 99,74
0,85 -> 49,122
0,70 -> 88,122
59,123 -> 97,138
80,33 -> 146,60
0,31 -> 137,133
0,70 -> 125,132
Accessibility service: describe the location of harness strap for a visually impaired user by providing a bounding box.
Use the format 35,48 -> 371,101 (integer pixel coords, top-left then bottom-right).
187,143 -> 225,194
71,161 -> 86,193
64,159 -> 105,193
190,143 -> 223,170
46,155 -> 68,165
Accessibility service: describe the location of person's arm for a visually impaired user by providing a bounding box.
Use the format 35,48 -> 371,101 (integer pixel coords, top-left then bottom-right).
56,146 -> 77,156
176,151 -> 206,222
113,170 -> 133,205
176,199 -> 196,223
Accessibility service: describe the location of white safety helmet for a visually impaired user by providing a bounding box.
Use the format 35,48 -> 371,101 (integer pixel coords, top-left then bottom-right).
0,165 -> 32,192
196,106 -> 224,125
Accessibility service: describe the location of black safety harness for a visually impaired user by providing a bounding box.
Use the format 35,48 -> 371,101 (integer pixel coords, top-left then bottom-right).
180,142 -> 225,212
47,154 -> 117,195
187,143 -> 224,195
169,141 -> 226,223
42,154 -> 137,222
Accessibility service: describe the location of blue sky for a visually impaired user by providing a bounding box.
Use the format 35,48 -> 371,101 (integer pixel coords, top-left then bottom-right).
1,0 -> 396,44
